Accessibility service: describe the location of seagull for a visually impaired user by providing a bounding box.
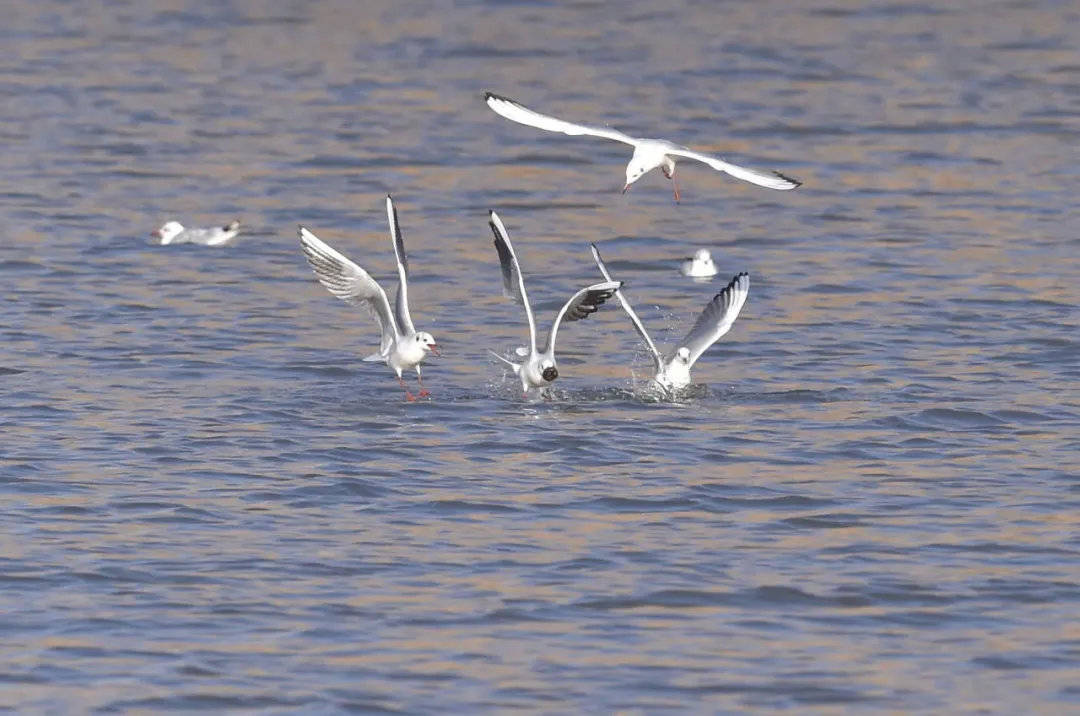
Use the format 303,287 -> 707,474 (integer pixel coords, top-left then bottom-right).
299,196 -> 438,401
152,220 -> 240,246
591,244 -> 749,393
680,248 -> 718,278
484,92 -> 801,202
488,211 -> 621,396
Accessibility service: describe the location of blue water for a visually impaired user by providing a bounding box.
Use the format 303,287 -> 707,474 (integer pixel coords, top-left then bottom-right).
2,0 -> 1079,711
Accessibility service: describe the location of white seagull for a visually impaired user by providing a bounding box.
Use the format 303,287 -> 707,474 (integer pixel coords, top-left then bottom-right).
591,244 -> 749,393
152,220 -> 240,246
299,196 -> 438,401
484,92 -> 801,202
488,211 -> 621,396
680,248 -> 719,278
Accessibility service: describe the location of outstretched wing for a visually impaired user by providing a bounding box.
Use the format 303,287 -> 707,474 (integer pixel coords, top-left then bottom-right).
674,272 -> 750,367
299,226 -> 399,356
590,244 -> 663,373
488,210 -> 537,353
485,92 -> 638,146
543,280 -> 621,355
665,147 -> 801,191
386,195 -> 415,335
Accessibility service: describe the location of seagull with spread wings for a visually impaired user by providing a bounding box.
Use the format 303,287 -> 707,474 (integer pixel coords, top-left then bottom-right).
488,211 -> 620,396
591,244 -> 749,393
485,92 -> 801,203
299,196 -> 438,401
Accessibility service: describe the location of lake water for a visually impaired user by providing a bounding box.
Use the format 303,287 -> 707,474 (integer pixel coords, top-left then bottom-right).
2,0 -> 1079,711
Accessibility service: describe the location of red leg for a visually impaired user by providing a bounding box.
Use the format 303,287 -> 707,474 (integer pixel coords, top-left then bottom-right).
417,368 -> 430,398
398,376 -> 416,402
663,166 -> 680,203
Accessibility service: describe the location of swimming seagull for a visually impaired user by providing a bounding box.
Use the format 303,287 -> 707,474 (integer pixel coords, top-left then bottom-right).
484,92 -> 801,202
152,220 -> 240,246
680,248 -> 718,278
591,244 -> 749,393
488,211 -> 621,396
299,196 -> 438,401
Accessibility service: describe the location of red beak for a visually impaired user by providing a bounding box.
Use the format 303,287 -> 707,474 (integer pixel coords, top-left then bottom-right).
429,344 -> 440,356
150,230 -> 160,238
621,184 -> 630,194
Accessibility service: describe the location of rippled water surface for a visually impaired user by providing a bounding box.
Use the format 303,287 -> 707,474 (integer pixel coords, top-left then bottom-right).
2,0 -> 1079,711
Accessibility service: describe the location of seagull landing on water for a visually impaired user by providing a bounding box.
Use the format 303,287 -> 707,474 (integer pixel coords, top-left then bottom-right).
152,220 -> 240,246
299,196 -> 439,402
488,211 -> 620,397
484,92 -> 801,203
592,244 -> 749,393
680,249 -> 718,278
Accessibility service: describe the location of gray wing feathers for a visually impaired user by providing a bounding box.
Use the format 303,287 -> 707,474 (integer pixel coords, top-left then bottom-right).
484,92 -> 638,146
386,195 -> 415,335
666,148 -> 801,191
299,226 -> 399,355
488,211 -> 524,303
488,210 -> 538,351
677,272 -> 750,366
543,280 -> 621,354
590,244 -> 663,371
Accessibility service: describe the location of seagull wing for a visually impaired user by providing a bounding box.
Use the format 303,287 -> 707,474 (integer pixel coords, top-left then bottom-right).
299,226 -> 399,356
204,221 -> 239,246
386,195 -> 415,335
665,147 -> 801,191
488,210 -> 537,353
673,272 -> 750,367
485,92 -> 638,147
543,280 -> 621,355
590,244 -> 663,373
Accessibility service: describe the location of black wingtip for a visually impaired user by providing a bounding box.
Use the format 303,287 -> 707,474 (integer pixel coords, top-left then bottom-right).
718,272 -> 749,295
775,171 -> 802,188
485,91 -> 513,104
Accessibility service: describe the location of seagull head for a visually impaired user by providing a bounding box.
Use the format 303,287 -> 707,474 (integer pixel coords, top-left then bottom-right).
152,221 -> 184,245
675,347 -> 691,364
416,331 -> 439,356
622,157 -> 651,193
693,249 -> 712,263
540,359 -> 558,382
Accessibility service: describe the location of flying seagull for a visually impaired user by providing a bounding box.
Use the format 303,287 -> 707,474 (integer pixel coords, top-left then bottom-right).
484,92 -> 801,202
299,196 -> 438,401
592,244 -> 749,393
488,210 -> 620,396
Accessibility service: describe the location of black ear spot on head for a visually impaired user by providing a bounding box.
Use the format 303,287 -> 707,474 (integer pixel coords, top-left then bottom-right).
542,367 -> 558,382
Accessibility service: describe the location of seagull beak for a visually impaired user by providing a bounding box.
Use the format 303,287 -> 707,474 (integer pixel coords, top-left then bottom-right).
621,184 -> 630,194
150,230 -> 160,238
429,343 -> 440,356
